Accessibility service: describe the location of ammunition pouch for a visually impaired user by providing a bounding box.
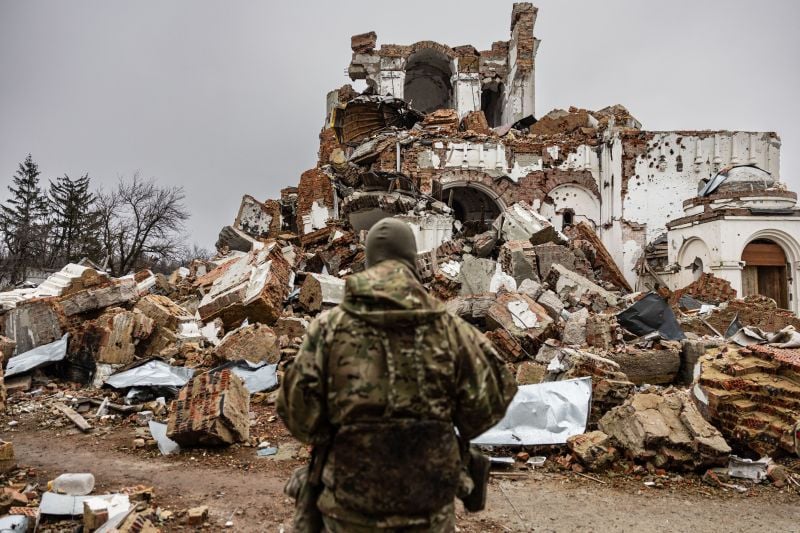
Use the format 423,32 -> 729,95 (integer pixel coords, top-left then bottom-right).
333,419 -> 460,515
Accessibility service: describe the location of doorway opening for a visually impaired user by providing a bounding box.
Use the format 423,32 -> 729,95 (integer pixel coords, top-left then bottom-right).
741,239 -> 790,309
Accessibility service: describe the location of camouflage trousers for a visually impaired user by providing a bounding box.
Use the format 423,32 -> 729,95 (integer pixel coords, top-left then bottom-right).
321,506 -> 455,533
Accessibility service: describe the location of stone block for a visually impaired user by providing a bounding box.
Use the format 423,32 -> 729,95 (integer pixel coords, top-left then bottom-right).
678,339 -> 706,385
351,31 -> 377,53
547,264 -> 618,309
536,289 -> 564,320
167,369 -> 250,447
599,390 -> 730,470
59,278 -> 137,316
299,273 -> 345,312
585,313 -> 618,350
498,240 -> 538,285
515,360 -> 546,384
567,431 -> 618,471
517,278 -> 543,300
458,256 -> 496,296
495,202 -> 561,245
0,441 -> 12,461
486,292 -> 555,355
198,242 -> 292,327
215,323 -> 280,365
273,316 -> 309,339
533,243 -> 576,279
460,110 -> 491,134
4,298 -> 64,354
562,307 -> 589,346
606,345 -> 680,385
75,308 -> 154,365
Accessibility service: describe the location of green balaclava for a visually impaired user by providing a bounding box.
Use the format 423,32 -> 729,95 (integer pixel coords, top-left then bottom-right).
365,217 -> 419,276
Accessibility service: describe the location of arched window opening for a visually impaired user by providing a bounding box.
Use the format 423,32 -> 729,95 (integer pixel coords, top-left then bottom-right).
481,81 -> 505,127
404,49 -> 453,114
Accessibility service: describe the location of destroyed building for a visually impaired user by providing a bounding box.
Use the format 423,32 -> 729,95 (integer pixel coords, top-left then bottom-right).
1,5 -> 800,529
282,3 -> 799,314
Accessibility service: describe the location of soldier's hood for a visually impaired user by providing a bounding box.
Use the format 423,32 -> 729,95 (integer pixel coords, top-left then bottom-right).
340,259 -> 445,326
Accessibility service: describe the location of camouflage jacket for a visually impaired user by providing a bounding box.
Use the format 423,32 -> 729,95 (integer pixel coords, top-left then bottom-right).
278,260 -> 517,527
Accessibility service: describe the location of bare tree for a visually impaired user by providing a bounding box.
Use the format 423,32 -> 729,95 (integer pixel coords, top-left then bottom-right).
97,173 -> 190,276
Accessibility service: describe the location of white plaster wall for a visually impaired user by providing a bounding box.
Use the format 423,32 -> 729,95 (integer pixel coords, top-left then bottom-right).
396,214 -> 454,253
672,236 -> 713,289
237,200 -> 273,235
453,73 -> 481,118
302,200 -> 332,234
623,132 -> 781,244
445,142 -> 508,171
541,184 -> 601,229
378,71 -> 405,98
666,216 -> 800,313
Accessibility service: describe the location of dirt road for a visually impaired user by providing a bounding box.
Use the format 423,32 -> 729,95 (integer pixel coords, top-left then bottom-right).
7,427 -> 799,532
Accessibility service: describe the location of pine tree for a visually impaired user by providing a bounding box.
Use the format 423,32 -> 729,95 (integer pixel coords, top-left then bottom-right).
0,154 -> 50,284
48,173 -> 102,265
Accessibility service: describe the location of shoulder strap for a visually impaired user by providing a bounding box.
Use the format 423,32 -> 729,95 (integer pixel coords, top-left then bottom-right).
308,309 -> 347,486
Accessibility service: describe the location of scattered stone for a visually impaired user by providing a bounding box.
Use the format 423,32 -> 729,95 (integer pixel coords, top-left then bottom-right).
567,431 -> 618,471
495,202 -> 561,245
485,292 -> 556,356
547,264 -> 618,309
187,505 -> 209,526
458,256 -> 497,296
515,360 -> 546,384
605,344 -> 681,385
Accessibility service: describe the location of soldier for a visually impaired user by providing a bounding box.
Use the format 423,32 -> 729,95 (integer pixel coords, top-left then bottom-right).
278,217 -> 517,532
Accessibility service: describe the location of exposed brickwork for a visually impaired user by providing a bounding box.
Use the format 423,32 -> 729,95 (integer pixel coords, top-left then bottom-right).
167,369 -> 250,446
670,273 -> 737,306
510,3 -> 537,74
698,344 -> 800,455
296,168 -> 335,236
351,31 -> 377,53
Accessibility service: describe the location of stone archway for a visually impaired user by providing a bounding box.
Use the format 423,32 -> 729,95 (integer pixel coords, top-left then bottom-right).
404,48 -> 454,114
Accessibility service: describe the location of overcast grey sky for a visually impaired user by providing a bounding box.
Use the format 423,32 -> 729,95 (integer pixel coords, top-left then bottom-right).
1,0 -> 798,249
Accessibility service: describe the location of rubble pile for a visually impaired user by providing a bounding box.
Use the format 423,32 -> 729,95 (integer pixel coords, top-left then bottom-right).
598,390 -> 731,471
696,343 -> 800,456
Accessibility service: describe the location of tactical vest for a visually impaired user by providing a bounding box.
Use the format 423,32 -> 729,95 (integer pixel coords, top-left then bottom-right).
324,311 -> 461,516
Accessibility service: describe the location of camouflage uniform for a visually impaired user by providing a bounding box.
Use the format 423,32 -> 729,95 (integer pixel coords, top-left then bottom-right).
279,221 -> 516,532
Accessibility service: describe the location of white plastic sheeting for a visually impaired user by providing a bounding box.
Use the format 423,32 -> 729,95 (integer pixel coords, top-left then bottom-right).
471,377 -> 592,446
149,421 -> 180,456
105,360 -> 194,389
5,334 -> 69,377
